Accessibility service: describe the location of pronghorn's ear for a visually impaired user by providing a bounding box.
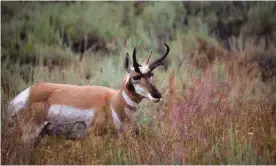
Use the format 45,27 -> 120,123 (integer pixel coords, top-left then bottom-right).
124,53 -> 132,73
143,51 -> 152,65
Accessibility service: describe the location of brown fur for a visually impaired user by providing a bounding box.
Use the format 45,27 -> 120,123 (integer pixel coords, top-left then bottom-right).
14,78 -> 142,146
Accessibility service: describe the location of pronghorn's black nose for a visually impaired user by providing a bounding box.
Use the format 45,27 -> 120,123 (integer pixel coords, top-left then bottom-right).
151,85 -> 162,99
152,91 -> 162,99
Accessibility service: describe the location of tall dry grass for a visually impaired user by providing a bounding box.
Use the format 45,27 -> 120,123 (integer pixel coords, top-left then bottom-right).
2,47 -> 275,164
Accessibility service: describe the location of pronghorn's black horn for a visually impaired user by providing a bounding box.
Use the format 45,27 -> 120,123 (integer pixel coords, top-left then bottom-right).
132,47 -> 142,73
149,43 -> 170,71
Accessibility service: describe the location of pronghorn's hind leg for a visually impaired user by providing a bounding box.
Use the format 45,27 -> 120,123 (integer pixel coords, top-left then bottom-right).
34,122 -> 52,147
21,122 -> 48,148
18,101 -> 49,148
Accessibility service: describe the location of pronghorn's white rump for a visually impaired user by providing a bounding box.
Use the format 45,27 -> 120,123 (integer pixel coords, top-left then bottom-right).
8,43 -> 170,147
8,87 -> 30,112
7,87 -> 30,125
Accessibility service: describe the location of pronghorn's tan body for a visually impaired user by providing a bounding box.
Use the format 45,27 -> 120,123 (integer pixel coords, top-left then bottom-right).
10,79 -> 139,144
8,43 -> 170,146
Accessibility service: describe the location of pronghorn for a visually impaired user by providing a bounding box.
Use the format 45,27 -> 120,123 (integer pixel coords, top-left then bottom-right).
7,43 -> 170,146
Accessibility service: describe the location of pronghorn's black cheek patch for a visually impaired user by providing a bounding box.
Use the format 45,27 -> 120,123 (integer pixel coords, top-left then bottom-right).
126,80 -> 135,92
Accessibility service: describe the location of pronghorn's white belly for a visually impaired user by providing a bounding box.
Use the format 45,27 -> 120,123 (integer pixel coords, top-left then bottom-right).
46,104 -> 95,135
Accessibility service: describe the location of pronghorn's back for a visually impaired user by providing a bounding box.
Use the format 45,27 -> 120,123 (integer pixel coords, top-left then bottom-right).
29,82 -> 74,103
29,82 -> 118,108
10,82 -> 118,112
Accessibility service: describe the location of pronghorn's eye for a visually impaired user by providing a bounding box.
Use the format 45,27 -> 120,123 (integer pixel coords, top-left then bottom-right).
132,75 -> 142,81
145,72 -> 154,78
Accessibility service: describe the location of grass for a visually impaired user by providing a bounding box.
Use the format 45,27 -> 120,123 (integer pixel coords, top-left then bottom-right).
1,1 -> 276,165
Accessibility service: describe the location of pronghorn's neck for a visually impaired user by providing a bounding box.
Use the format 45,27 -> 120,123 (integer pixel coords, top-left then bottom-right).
121,75 -> 143,107
110,75 -> 142,123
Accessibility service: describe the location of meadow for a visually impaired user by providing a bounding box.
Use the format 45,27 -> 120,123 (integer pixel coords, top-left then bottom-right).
1,1 -> 276,164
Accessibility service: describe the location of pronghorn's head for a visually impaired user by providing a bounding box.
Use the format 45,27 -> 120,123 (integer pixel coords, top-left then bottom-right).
124,43 -> 170,103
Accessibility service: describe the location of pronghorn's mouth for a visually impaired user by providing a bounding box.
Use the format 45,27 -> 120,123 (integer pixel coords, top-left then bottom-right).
144,93 -> 162,103
153,99 -> 160,103
153,98 -> 162,103
149,97 -> 162,103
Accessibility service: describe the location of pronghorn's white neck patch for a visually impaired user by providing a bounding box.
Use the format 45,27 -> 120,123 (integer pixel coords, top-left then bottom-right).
122,90 -> 138,107
111,106 -> 122,130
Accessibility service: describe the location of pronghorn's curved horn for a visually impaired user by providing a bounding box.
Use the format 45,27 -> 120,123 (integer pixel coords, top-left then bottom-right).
149,43 -> 170,71
143,51 -> 152,65
124,53 -> 131,73
132,47 -> 142,73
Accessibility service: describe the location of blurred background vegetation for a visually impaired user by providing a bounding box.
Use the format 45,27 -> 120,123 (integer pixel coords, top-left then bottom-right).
1,1 -> 276,165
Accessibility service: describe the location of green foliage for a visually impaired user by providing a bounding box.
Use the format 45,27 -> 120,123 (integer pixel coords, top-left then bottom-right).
244,2 -> 276,36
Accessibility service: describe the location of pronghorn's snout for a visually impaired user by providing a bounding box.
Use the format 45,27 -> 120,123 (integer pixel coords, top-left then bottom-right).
149,85 -> 162,102
151,91 -> 161,99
